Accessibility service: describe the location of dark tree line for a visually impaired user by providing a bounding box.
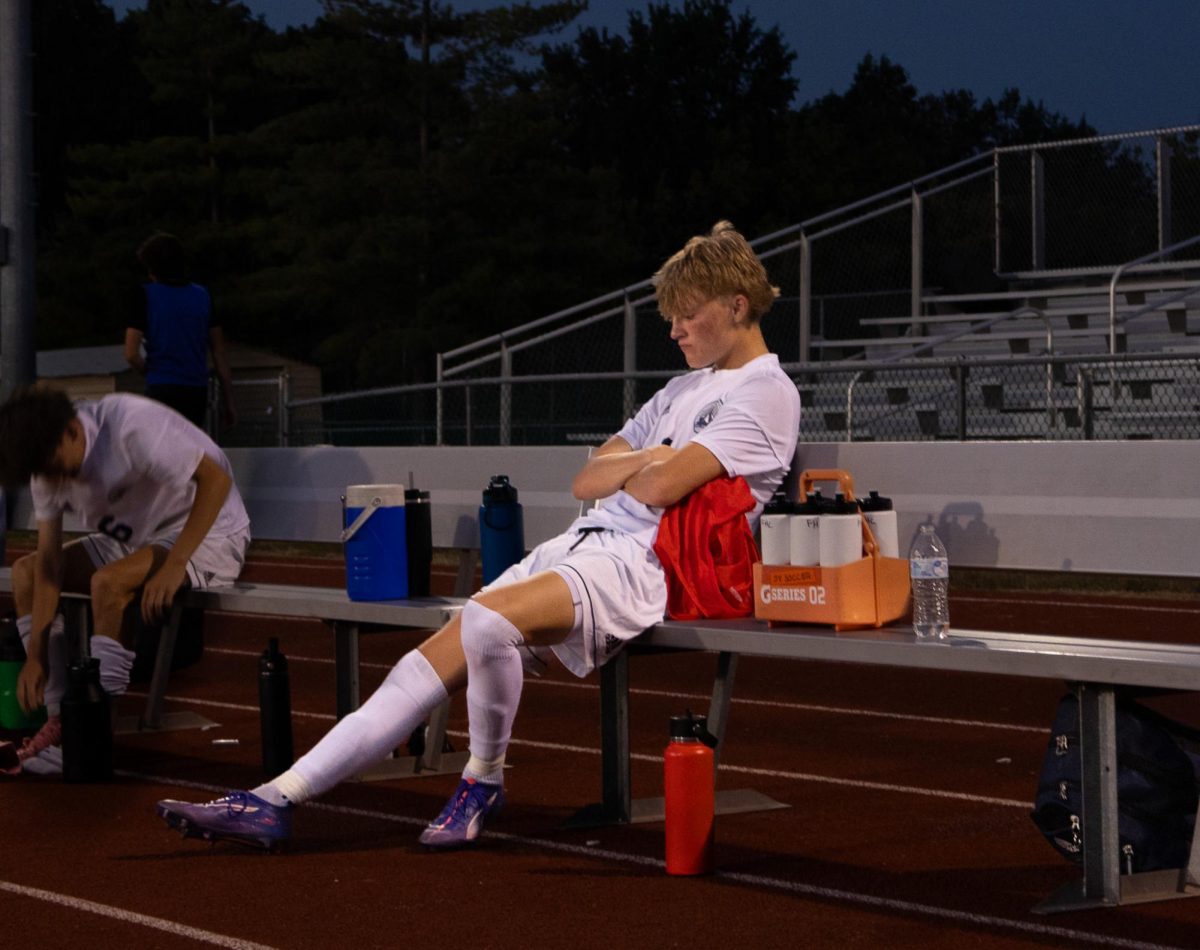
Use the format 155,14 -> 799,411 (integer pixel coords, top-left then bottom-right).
32,0 -> 1093,390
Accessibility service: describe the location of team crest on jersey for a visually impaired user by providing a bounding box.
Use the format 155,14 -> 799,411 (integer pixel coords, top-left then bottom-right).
693,399 -> 722,432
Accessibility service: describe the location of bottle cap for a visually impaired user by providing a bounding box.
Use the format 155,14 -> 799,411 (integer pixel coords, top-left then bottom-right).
261,638 -> 287,669
67,657 -> 101,685
859,490 -> 893,512
793,491 -> 822,516
832,492 -> 860,515
483,475 -> 518,505
806,488 -> 836,514
763,488 -> 792,515
669,711 -> 718,747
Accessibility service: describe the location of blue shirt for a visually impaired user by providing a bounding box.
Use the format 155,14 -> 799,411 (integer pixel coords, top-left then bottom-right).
134,282 -> 214,388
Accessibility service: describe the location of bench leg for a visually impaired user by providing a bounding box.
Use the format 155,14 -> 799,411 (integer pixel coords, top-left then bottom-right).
707,651 -> 737,769
333,621 -> 360,718
140,602 -> 183,731
1079,683 -> 1121,905
118,603 -> 217,735
562,646 -> 788,829
1187,802 -> 1200,889
561,647 -> 631,827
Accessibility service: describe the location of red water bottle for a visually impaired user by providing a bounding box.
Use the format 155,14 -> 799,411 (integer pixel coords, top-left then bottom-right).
664,711 -> 718,875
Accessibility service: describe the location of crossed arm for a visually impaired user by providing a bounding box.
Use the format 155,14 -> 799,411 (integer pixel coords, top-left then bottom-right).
571,435 -> 725,508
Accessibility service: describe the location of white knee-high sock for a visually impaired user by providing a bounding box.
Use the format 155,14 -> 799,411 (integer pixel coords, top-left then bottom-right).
17,614 -> 67,714
460,599 -> 524,785
265,649 -> 449,806
90,635 -> 136,697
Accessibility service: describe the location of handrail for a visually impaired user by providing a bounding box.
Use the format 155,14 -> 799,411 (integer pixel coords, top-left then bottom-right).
437,154 -> 998,375
846,306 -> 1054,439
1108,234 -> 1200,354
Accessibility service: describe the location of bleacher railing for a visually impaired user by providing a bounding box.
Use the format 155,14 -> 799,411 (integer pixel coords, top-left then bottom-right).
276,351 -> 1200,447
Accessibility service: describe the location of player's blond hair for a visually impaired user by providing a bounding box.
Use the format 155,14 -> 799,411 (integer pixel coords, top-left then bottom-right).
653,221 -> 779,323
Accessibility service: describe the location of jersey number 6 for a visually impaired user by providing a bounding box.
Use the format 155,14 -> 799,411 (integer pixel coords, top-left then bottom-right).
98,515 -> 134,544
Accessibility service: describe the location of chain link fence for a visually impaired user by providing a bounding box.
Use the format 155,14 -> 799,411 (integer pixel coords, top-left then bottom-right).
275,352 -> 1200,446
995,129 -> 1200,274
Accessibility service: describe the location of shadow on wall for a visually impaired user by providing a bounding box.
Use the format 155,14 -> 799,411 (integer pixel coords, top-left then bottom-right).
237,448 -> 374,543
908,503 -> 1000,567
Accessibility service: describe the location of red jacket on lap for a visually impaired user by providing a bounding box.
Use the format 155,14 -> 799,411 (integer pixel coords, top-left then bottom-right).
653,476 -> 758,620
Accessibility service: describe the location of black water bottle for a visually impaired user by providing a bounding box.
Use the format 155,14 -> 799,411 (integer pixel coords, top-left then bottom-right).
61,658 -> 113,783
405,487 -> 432,598
258,638 -> 294,776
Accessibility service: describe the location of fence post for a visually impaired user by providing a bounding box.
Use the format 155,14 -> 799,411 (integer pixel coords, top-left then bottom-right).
1031,151 -> 1045,270
910,188 -> 923,330
798,232 -> 811,363
1157,135 -> 1173,252
954,361 -> 967,440
279,369 -> 290,447
435,352 -> 444,445
993,150 -> 1002,274
623,292 -> 637,421
499,341 -> 511,446
1077,367 -> 1094,441
465,384 -> 472,447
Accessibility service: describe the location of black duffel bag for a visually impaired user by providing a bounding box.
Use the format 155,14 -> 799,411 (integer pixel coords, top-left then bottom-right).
1031,692 -> 1200,874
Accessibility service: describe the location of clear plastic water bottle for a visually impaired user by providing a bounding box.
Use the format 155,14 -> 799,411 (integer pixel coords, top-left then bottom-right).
909,524 -> 949,640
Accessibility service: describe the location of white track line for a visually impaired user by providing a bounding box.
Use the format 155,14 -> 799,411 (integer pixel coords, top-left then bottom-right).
0,880 -> 280,950
133,770 -> 1184,950
202,647 -> 1047,733
125,693 -> 1032,808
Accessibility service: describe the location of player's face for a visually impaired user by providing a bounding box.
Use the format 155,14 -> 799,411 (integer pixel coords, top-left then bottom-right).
41,419 -> 86,480
667,295 -> 749,370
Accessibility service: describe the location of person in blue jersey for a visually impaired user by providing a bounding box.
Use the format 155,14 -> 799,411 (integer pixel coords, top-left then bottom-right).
124,232 -> 237,431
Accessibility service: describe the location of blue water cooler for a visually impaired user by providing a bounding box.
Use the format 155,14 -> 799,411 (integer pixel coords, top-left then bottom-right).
480,475 -> 524,585
342,484 -> 409,601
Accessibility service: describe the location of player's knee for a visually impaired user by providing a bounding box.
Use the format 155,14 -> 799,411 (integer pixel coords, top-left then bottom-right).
460,598 -> 524,659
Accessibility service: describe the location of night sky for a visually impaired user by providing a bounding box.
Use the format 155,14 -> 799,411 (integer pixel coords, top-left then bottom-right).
105,0 -> 1199,135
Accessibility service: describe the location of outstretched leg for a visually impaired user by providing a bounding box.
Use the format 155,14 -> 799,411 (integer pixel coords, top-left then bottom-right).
156,570 -> 576,850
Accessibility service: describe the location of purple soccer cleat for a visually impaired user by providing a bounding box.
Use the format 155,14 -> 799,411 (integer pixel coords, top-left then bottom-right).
419,777 -> 505,849
157,790 -> 291,851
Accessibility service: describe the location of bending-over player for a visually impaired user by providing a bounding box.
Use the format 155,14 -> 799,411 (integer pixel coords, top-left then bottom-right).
0,389 -> 250,774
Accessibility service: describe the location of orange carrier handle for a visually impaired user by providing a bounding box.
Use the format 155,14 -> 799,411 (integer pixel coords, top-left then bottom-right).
796,468 -> 880,559
798,468 -> 856,503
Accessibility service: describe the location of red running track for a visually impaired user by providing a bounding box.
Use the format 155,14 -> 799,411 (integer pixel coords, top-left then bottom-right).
2,555 -> 1199,949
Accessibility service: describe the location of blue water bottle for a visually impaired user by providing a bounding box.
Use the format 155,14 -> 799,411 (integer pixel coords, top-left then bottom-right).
480,475 -> 524,585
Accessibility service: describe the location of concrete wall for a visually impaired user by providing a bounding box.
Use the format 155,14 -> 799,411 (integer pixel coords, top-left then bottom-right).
225,445 -> 593,549
794,441 -> 1199,577
11,440 -> 1197,578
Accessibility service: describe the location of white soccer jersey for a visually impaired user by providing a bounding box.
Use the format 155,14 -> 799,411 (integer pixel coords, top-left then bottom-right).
31,394 -> 250,547
574,352 -> 801,549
